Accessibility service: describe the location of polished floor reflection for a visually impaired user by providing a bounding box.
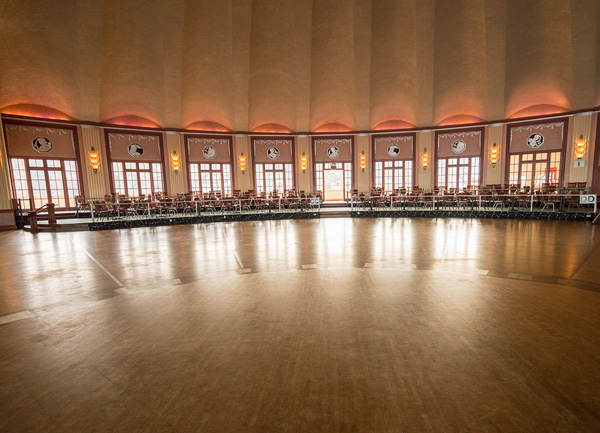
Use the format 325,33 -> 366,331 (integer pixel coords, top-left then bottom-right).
1,218 -> 600,432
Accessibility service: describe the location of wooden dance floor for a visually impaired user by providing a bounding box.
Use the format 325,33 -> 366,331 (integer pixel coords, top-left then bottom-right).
1,218 -> 599,432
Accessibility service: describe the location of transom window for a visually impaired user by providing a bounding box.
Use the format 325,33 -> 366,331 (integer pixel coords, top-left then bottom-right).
112,161 -> 163,197
374,160 -> 413,191
315,163 -> 352,193
255,163 -> 293,193
189,163 -> 232,195
509,152 -> 560,190
10,158 -> 80,209
437,157 -> 480,190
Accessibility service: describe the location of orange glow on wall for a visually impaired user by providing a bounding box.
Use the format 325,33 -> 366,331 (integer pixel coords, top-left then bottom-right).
185,120 -> 231,132
436,114 -> 485,126
508,104 -> 568,120
171,151 -> 180,174
313,122 -> 353,133
1,104 -> 73,121
372,119 -> 415,131
104,115 -> 161,128
490,142 -> 499,167
300,153 -> 308,173
252,123 -> 293,134
239,153 -> 247,174
360,151 -> 367,171
421,148 -> 429,170
575,135 -> 586,160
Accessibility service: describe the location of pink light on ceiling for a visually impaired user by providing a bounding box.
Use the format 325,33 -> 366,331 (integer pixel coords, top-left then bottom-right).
436,114 -> 486,127
508,104 -> 568,120
372,119 -> 416,131
103,115 -> 161,128
313,122 -> 353,133
1,104 -> 73,121
185,121 -> 231,132
252,123 -> 293,134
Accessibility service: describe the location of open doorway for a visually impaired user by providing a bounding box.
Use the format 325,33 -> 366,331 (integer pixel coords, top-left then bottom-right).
316,162 -> 352,201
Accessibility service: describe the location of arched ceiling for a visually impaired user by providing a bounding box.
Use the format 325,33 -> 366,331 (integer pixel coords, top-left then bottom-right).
0,0 -> 598,132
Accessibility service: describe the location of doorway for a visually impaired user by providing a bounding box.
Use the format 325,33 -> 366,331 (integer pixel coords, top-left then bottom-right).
315,162 -> 352,201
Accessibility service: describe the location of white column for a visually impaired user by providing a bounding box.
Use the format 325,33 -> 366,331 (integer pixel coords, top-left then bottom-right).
486,124 -> 504,186
165,132 -> 186,195
356,134 -> 370,193
80,125 -> 108,199
568,113 -> 594,184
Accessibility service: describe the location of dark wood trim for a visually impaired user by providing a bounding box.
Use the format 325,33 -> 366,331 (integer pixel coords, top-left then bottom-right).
434,127 -> 485,189
250,136 -> 296,193
370,132 -> 417,191
504,118 -> 568,188
311,135 -> 355,195
104,128 -> 166,195
183,134 -> 235,194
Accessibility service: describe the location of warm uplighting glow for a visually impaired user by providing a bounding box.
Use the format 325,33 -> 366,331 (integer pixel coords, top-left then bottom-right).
360,151 -> 367,171
300,152 -> 308,173
313,122 -> 353,133
575,135 -> 586,160
252,123 -> 293,134
1,104 -> 73,121
185,121 -> 231,132
422,148 -> 429,170
437,114 -> 485,126
104,115 -> 161,128
171,151 -> 180,174
372,119 -> 415,130
490,142 -> 499,167
88,147 -> 100,173
239,153 -> 247,174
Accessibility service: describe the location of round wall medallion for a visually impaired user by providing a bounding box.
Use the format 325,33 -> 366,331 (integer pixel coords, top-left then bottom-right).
203,146 -> 217,159
267,147 -> 280,160
32,137 -> 53,153
128,143 -> 144,157
387,144 -> 400,157
527,133 -> 544,149
327,146 -> 340,159
451,140 -> 466,154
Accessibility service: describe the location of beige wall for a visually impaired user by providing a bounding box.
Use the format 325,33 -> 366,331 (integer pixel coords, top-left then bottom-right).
165,132 -> 186,195
417,131 -> 433,190
233,135 -> 251,192
0,118 -> 13,210
80,126 -> 108,199
355,134 -> 370,193
568,113 -> 594,184
486,125 -> 504,186
296,136 -> 311,193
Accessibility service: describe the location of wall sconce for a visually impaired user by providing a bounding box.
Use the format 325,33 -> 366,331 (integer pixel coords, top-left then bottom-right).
360,151 -> 367,172
490,142 -> 499,167
422,148 -> 429,170
239,152 -> 247,174
575,135 -> 586,160
171,150 -> 180,174
88,146 -> 100,173
300,152 -> 308,173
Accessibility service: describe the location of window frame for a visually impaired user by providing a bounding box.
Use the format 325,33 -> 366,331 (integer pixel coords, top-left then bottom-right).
184,134 -> 235,196
105,129 -> 167,197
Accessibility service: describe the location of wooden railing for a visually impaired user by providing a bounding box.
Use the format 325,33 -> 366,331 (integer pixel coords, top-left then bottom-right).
27,203 -> 57,233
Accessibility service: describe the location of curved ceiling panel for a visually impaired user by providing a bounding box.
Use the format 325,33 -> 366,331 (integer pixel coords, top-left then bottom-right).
1,0 -> 597,132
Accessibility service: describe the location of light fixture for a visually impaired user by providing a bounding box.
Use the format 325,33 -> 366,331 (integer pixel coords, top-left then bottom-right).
490,142 -> 499,167
239,152 -> 247,174
300,152 -> 308,173
359,151 -> 367,172
88,146 -> 100,173
171,150 -> 180,174
422,148 -> 429,170
575,135 -> 586,160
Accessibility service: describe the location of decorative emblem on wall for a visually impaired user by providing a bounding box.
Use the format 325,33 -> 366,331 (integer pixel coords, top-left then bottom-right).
327,146 -> 340,159
32,137 -> 53,153
267,147 -> 280,160
387,144 -> 400,157
527,133 -> 544,149
128,143 -> 144,157
203,146 -> 217,159
451,140 -> 467,154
